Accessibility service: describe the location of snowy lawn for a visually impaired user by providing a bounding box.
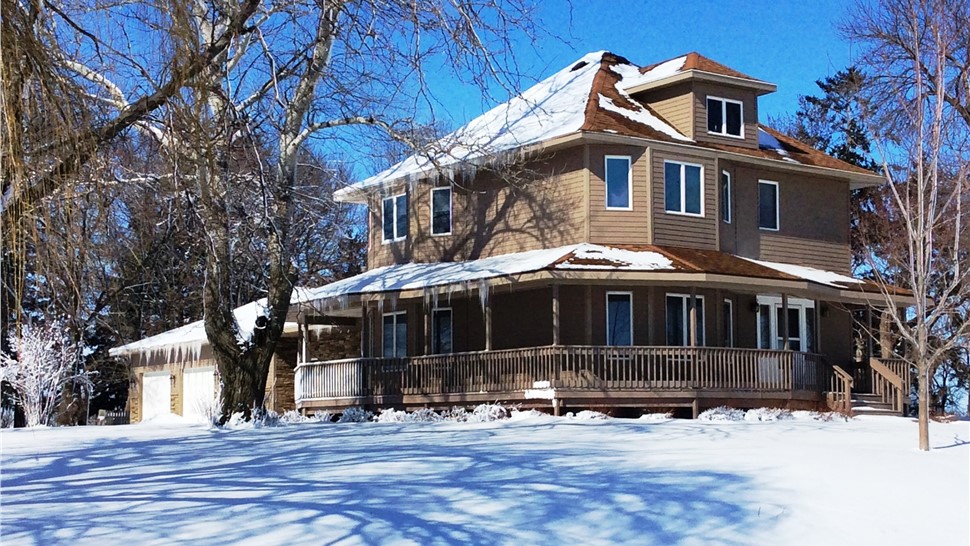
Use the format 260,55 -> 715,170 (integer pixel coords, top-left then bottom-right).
1,413 -> 967,546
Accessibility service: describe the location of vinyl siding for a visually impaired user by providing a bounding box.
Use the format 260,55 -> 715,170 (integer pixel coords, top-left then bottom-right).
651,149 -> 718,249
692,82 -> 759,150
636,82 -> 694,138
588,144 -> 651,245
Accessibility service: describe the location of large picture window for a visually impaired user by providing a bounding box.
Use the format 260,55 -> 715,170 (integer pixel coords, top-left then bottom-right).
758,180 -> 779,231
431,187 -> 452,235
664,161 -> 703,216
605,156 -> 632,209
432,308 -> 453,354
666,294 -> 705,346
707,96 -> 743,138
382,312 -> 407,357
382,194 -> 408,242
606,292 -> 633,346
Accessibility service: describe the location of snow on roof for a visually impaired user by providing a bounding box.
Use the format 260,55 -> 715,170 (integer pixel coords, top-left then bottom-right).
742,257 -> 863,288
620,55 -> 687,89
334,52 -> 690,202
758,128 -> 799,164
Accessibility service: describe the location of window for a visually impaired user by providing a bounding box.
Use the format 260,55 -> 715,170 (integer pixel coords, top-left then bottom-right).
758,180 -> 779,230
756,296 -> 816,352
723,299 -> 734,347
430,187 -> 452,235
664,161 -> 703,216
382,194 -> 408,242
605,156 -> 632,209
432,308 -> 453,354
382,312 -> 407,357
707,96 -> 743,138
606,292 -> 633,346
721,170 -> 731,224
666,294 -> 705,346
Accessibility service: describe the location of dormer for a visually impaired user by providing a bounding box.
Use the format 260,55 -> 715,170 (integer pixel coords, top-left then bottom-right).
624,52 -> 776,150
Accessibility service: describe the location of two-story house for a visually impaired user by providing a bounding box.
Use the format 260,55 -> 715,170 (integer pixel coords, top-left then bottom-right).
293,51 -> 913,417
115,51 -> 914,422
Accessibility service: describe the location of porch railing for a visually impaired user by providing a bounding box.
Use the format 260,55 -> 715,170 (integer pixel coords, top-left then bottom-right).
295,346 -> 831,404
829,365 -> 854,413
870,358 -> 909,414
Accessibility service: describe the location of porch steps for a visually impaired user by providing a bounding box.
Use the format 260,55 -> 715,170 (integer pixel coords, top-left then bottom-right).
851,393 -> 900,416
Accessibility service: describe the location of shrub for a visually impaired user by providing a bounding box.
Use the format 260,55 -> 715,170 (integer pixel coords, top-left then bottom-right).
337,407 -> 373,423
697,406 -> 745,421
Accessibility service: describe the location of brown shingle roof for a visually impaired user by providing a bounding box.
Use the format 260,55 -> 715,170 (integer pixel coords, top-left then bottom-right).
640,51 -> 761,82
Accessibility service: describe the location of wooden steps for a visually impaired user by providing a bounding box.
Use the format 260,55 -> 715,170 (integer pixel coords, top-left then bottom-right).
851,392 -> 902,416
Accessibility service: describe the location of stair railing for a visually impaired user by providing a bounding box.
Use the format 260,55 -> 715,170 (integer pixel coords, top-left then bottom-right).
869,358 -> 905,414
830,365 -> 854,413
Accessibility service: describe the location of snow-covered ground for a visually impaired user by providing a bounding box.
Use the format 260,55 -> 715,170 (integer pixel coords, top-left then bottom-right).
1,413 -> 967,545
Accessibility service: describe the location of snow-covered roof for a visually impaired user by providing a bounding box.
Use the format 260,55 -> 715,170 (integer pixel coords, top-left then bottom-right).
741,258 -> 863,289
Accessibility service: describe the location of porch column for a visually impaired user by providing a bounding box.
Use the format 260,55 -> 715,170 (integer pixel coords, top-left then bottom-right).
781,293 -> 790,350
552,284 -> 561,346
865,306 -> 874,360
424,298 -> 431,356
360,303 -> 368,358
688,287 -> 697,347
300,316 -> 308,364
814,299 -> 822,353
484,286 -> 493,351
584,285 -> 593,345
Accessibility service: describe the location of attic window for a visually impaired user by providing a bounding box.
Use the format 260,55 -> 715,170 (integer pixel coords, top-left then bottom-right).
707,96 -> 743,138
570,60 -> 589,71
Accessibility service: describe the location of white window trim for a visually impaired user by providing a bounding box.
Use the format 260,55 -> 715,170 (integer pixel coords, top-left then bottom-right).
604,155 -> 633,210
758,180 -> 780,231
431,307 -> 453,354
721,170 -> 732,224
381,193 -> 407,243
723,298 -> 734,347
382,311 -> 407,357
605,291 -> 634,346
666,293 -> 706,346
430,187 -> 452,236
706,95 -> 745,139
756,296 -> 815,351
664,160 -> 705,217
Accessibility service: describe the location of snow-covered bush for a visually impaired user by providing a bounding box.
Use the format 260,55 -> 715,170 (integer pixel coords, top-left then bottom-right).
744,408 -> 795,422
0,320 -> 91,427
312,410 -> 335,423
467,403 -> 509,422
572,410 -> 610,420
444,406 -> 470,422
280,410 -> 307,424
509,408 -> 546,420
792,410 -> 852,422
638,411 -> 673,421
375,408 -> 409,423
697,406 -> 746,421
337,407 -> 373,423
376,407 -> 444,423
410,408 -> 443,422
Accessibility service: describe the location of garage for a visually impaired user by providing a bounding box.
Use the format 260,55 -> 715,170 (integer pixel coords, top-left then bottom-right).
182,367 -> 216,422
142,372 -> 171,421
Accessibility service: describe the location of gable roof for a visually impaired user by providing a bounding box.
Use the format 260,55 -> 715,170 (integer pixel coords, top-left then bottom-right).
335,51 -> 879,203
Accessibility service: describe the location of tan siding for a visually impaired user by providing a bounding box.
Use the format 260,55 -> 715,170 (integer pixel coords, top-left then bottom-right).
651,149 -> 718,249
692,82 -> 759,150
636,82 -> 694,138
587,144 -> 651,245
760,235 -> 852,273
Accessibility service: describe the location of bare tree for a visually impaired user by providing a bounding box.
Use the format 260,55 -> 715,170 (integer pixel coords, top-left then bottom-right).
845,0 -> 970,450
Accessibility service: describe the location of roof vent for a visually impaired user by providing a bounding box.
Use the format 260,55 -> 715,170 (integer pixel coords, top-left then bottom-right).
570,60 -> 589,72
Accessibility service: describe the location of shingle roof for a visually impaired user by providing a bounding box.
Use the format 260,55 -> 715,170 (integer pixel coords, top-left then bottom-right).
639,51 -> 761,82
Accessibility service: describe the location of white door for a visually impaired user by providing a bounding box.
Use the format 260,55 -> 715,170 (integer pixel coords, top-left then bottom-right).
182,368 -> 215,422
142,372 -> 171,421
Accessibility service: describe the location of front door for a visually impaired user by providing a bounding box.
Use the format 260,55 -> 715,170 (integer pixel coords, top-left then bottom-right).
757,296 -> 816,352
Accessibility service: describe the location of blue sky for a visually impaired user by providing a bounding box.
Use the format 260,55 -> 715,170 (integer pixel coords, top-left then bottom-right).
431,0 -> 859,128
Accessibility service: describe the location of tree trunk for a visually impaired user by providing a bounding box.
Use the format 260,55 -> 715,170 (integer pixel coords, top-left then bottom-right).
918,362 -> 930,451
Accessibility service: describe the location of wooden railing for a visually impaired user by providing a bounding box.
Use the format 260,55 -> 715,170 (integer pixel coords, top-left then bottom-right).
870,358 -> 908,413
829,365 -> 854,413
296,346 -> 831,403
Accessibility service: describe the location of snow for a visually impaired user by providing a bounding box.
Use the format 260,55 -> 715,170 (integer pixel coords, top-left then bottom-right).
742,257 -> 864,288
758,128 -> 800,163
620,55 -> 688,90
1,416 -> 966,545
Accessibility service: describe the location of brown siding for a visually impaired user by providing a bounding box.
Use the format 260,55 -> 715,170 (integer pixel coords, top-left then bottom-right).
588,144 -> 651,245
692,82 -> 759,150
820,305 -> 854,365
367,150 -> 587,268
636,82 -> 694,138
651,148 -> 718,249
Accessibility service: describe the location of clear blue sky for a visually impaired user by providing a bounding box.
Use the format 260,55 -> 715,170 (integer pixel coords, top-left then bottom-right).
433,0 -> 859,128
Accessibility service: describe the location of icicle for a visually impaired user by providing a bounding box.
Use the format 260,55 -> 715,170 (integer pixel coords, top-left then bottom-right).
478,279 -> 490,312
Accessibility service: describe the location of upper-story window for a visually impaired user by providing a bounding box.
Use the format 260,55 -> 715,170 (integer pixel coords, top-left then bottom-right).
721,170 -> 731,224
605,155 -> 632,209
382,193 -> 407,242
664,160 -> 704,216
707,96 -> 743,138
431,187 -> 452,235
758,180 -> 779,231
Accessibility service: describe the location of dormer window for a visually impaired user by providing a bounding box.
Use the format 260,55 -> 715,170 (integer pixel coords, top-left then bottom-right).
382,193 -> 407,242
707,96 -> 743,138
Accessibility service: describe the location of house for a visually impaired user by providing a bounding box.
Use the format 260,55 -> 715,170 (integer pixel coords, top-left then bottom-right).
115,51 -> 914,421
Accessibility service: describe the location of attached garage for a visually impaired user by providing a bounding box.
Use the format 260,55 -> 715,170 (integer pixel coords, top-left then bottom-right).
182,367 -> 216,422
142,372 -> 172,421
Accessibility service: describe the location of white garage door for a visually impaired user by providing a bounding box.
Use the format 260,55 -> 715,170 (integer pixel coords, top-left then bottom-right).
182,368 -> 215,422
142,372 -> 171,421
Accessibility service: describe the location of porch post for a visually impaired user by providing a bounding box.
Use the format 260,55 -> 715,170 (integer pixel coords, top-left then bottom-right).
424,297 -> 431,356
584,285 -> 593,345
781,293 -> 790,350
688,287 -> 697,347
484,286 -> 493,352
300,316 -> 308,364
552,283 -> 561,346
814,299 -> 822,353
360,303 -> 368,358
865,306 -> 874,360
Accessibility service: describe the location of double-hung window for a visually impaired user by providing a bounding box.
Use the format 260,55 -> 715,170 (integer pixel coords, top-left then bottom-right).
432,308 -> 453,354
721,170 -> 732,224
666,294 -> 705,346
664,161 -> 703,216
606,292 -> 633,346
382,312 -> 407,357
605,156 -> 632,209
382,194 -> 408,242
707,96 -> 743,138
431,187 -> 452,236
758,180 -> 779,231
